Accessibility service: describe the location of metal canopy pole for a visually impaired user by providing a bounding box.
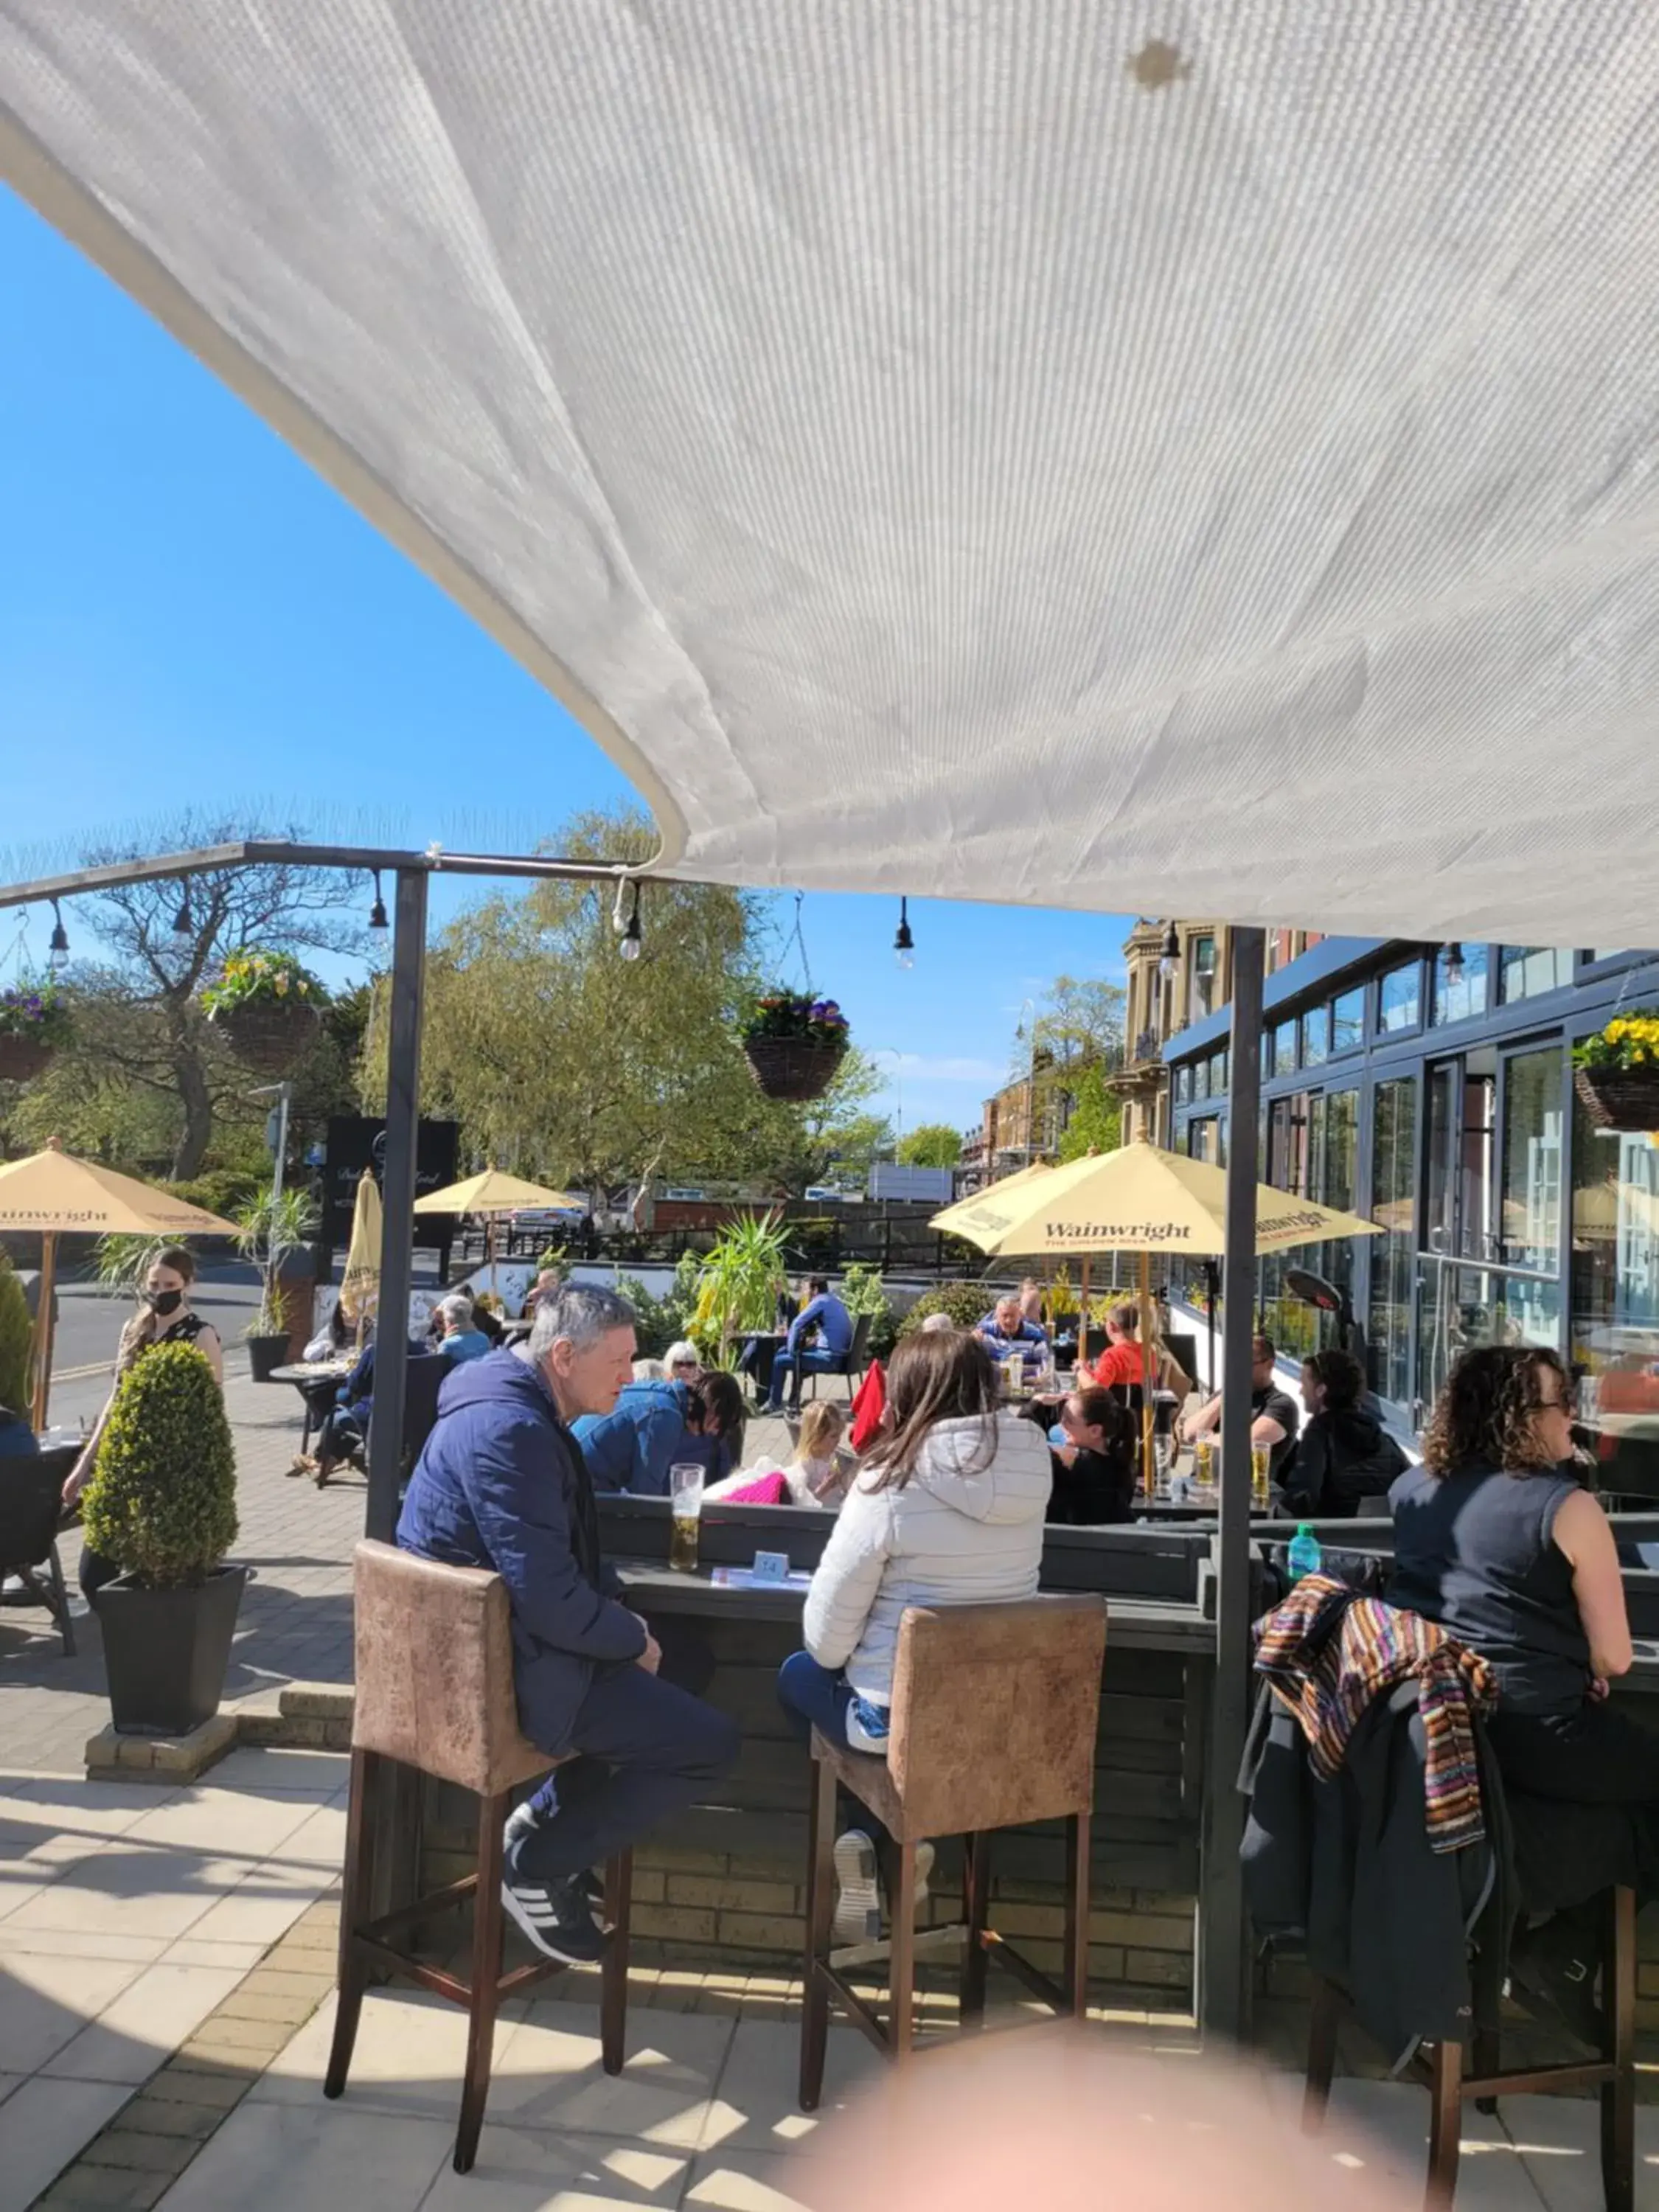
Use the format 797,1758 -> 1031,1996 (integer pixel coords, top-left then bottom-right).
364,866 -> 428,1545
1198,925 -> 1265,2042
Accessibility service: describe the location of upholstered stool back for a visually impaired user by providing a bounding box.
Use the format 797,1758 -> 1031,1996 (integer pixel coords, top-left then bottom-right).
884,1593 -> 1106,1837
351,1540 -> 551,1797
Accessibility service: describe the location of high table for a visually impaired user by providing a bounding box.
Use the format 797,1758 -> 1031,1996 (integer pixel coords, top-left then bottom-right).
267,1360 -> 352,1455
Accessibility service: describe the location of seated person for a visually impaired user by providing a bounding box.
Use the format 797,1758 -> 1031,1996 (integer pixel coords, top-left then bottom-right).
523,1267 -> 563,1319
397,1284 -> 739,1964
766,1276 -> 854,1413
1281,1347 -> 1407,1517
0,1402 -> 39,1459
574,1368 -> 746,1494
297,1325 -> 433,1486
974,1293 -> 1048,1373
776,1329 -> 1050,1942
1018,1276 -> 1046,1329
1089,1301 -> 1192,1400
1389,1345 -> 1658,1990
1178,1332 -> 1300,1485
1042,1384 -> 1136,1525
434,1293 -> 493,1366
663,1340 -> 702,1385
707,1401 -> 852,1508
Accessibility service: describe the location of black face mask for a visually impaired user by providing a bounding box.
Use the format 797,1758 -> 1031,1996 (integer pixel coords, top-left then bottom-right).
147,1288 -> 185,1318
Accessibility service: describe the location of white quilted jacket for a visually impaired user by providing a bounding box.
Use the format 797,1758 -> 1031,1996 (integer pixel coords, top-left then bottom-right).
801,1411 -> 1051,1705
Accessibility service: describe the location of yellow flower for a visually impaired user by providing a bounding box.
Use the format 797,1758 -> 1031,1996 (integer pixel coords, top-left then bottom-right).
274,973 -> 289,996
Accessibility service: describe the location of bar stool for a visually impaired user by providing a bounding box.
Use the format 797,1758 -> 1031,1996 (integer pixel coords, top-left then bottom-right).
324,1540 -> 632,2173
1304,1883 -> 1637,2212
799,1593 -> 1107,2106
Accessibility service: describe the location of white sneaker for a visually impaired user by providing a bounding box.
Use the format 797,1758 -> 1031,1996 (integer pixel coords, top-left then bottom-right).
832,1829 -> 882,1946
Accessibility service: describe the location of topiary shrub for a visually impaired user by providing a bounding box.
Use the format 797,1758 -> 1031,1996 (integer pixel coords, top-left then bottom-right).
897,1281 -> 995,1339
82,1343 -> 237,1587
0,1249 -> 32,1415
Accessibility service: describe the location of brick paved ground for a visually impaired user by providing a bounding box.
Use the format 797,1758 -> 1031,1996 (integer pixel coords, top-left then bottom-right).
2,1374 -> 800,1775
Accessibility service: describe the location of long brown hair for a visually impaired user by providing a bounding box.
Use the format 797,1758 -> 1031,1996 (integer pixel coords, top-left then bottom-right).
860,1329 -> 999,1491
1419,1345 -> 1571,1478
117,1244 -> 199,1374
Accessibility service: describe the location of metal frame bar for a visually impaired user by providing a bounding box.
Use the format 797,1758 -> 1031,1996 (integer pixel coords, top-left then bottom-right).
366,866 -> 428,1545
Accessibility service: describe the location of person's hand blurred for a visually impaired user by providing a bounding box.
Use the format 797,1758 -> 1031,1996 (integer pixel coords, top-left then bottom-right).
61,1469 -> 86,1509
795,2028 -> 1412,2212
636,1631 -> 662,1674
1590,1674 -> 1610,1701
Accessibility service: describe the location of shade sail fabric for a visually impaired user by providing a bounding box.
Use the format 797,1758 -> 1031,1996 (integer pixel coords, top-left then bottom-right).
0,1147 -> 237,1237
411,1169 -> 578,1217
943,1141 -> 1381,1258
7,5 -> 1659,940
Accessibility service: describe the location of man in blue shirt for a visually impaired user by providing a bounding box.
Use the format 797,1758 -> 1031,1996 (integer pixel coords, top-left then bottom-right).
766,1276 -> 853,1413
976,1293 -> 1048,1373
435,1293 -> 492,1366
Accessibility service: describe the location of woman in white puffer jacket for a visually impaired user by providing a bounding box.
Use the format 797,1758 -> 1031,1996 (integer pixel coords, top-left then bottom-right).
777,1328 -> 1052,1943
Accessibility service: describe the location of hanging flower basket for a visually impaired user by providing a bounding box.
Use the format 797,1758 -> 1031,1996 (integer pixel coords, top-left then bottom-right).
1573,1014 -> 1659,1133
739,990 -> 849,1104
0,980 -> 71,1084
201,950 -> 327,1076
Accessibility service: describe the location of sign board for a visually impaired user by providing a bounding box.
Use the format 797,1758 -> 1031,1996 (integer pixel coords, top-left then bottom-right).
868,1163 -> 955,1205
322,1115 -> 460,1259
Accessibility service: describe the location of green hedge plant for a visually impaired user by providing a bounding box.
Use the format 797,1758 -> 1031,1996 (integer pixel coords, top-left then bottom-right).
82,1343 -> 237,1587
896,1281 -> 995,1338
0,1250 -> 32,1415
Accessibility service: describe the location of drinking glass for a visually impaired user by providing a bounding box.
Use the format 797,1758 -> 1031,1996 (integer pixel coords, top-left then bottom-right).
1193,1439 -> 1215,1494
1251,1444 -> 1270,1509
669,1462 -> 705,1572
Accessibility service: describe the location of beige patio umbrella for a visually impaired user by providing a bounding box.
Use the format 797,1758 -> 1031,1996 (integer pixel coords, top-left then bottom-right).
929,1161 -> 1087,1338
942,1141 -> 1382,1485
0,1140 -> 238,1429
413,1166 -> 580,1299
338,1169 -> 383,1340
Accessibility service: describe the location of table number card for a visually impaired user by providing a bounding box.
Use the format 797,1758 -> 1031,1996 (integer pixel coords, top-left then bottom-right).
751,1551 -> 790,1583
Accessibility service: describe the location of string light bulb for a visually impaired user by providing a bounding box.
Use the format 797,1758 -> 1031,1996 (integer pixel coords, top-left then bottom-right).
1158,920 -> 1180,982
171,888 -> 193,937
1445,941 -> 1465,987
47,899 -> 69,972
619,881 -> 643,961
893,896 -> 915,970
369,870 -> 389,931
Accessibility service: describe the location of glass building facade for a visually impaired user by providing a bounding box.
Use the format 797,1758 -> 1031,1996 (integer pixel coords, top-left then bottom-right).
1166,941 -> 1659,1423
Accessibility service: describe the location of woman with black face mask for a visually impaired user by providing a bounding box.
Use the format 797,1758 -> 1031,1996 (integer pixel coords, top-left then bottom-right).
62,1245 -> 223,1597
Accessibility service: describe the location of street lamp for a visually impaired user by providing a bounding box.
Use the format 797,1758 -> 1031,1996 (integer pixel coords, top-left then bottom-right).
869,1046 -> 905,1148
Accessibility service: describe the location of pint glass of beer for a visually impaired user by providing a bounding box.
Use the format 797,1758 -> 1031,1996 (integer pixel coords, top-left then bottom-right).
669,1463 -> 706,1571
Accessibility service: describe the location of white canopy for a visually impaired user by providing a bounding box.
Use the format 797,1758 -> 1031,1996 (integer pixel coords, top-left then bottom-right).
4,4 -> 1658,940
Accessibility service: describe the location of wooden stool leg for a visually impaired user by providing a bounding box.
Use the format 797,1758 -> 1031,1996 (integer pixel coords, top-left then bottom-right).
1063,1812 -> 1090,2020
960,1832 -> 992,2025
1601,1885 -> 1636,2212
1423,2039 -> 1462,2212
890,1843 -> 917,2069
1302,1977 -> 1340,2135
324,1749 -> 376,2101
799,1756 -> 835,2112
600,1849 -> 633,2077
1471,2024 -> 1499,2118
454,1789 -> 508,2175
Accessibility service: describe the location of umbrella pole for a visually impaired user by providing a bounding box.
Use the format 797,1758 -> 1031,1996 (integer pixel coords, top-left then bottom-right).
1138,1248 -> 1155,1496
30,1230 -> 57,1432
1078,1256 -> 1090,1374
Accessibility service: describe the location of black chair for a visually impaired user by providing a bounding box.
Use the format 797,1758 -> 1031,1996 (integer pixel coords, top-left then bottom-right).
804,1310 -> 872,1402
0,1453 -> 77,1655
397,1354 -> 448,1479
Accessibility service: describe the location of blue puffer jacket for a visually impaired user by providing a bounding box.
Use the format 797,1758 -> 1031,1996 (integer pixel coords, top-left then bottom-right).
396,1348 -> 647,1752
573,1379 -> 730,1496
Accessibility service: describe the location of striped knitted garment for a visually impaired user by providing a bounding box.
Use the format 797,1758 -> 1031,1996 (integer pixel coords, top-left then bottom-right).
1253,1575 -> 1498,1854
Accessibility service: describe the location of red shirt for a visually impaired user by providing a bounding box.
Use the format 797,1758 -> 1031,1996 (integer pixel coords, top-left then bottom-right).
1091,1340 -> 1147,1389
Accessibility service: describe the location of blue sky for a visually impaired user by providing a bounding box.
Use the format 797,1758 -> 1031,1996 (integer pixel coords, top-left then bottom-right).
0,189 -> 1134,1140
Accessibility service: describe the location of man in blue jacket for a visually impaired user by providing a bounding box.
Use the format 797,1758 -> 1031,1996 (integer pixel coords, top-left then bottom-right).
765,1275 -> 853,1413
397,1284 -> 739,1965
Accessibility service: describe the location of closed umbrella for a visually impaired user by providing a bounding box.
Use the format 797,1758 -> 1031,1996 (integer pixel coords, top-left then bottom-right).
941,1141 -> 1381,1484
413,1167 -> 580,1299
338,1169 -> 383,1339
0,1140 -> 238,1429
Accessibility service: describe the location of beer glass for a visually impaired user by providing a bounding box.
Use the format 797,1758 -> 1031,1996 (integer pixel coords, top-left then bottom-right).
669,1462 -> 705,1572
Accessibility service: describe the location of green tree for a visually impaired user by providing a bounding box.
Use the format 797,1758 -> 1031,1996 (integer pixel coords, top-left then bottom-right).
7,813 -> 366,1178
897,1123 -> 962,1169
1012,974 -> 1127,1156
397,806 -> 880,1197
1057,1064 -> 1122,1161
0,1251 -> 32,1415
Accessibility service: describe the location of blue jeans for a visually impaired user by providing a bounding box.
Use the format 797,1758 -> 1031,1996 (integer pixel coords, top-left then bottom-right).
766,1346 -> 843,1411
776,1652 -> 893,1851
515,1620 -> 737,1884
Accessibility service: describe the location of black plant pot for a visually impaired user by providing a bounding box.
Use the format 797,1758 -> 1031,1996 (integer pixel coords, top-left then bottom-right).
246,1332 -> 291,1382
94,1565 -> 248,1736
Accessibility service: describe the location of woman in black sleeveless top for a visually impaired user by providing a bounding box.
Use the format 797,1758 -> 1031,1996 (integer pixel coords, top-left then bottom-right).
1390,1345 -> 1658,1814
61,1245 -> 224,1599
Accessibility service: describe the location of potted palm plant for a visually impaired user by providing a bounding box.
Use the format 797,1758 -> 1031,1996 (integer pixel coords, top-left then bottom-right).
1573,1012 -> 1659,1132
694,1212 -> 791,1366
201,950 -> 326,1074
739,990 -> 849,1102
0,977 -> 71,1084
82,1341 -> 243,1735
235,1186 -> 321,1380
